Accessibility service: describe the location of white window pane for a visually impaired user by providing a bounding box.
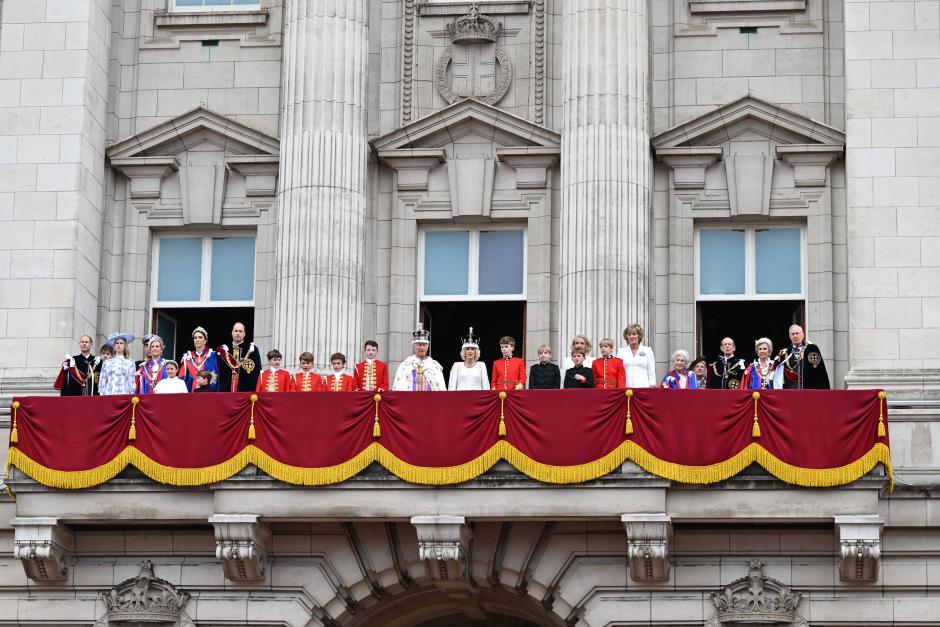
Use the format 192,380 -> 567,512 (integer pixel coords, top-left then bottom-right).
756,228 -> 801,294
424,231 -> 469,295
158,238 -> 202,302
210,237 -> 255,301
699,229 -> 745,295
478,230 -> 524,295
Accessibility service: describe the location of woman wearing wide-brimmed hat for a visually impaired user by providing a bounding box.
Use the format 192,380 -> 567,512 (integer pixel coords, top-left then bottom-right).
98,332 -> 137,396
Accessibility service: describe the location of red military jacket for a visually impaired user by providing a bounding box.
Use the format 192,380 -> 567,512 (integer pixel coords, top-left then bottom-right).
354,359 -> 389,391
491,356 -> 526,391
592,356 -> 626,389
293,370 -> 325,392
256,368 -> 294,392
325,372 -> 357,392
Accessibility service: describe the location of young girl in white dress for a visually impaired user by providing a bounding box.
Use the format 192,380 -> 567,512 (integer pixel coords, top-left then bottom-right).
448,328 -> 490,390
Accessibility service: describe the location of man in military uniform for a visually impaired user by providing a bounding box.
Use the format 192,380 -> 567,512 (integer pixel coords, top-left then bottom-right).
54,335 -> 100,396
216,322 -> 262,392
707,337 -> 747,389
773,324 -> 830,389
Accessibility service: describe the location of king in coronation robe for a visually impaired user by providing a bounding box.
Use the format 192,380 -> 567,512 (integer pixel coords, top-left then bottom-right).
392,323 -> 446,391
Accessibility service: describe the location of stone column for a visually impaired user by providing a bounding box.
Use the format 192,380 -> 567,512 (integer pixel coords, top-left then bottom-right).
558,0 -> 650,354
274,1 -> 370,367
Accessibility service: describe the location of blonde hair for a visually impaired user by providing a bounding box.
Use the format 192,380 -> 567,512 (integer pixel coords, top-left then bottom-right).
622,324 -> 644,343
599,338 -> 614,349
537,344 -> 551,354
570,335 -> 592,353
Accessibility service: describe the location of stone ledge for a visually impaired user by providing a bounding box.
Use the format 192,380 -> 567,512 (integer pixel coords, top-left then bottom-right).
154,9 -> 268,28
689,0 -> 806,13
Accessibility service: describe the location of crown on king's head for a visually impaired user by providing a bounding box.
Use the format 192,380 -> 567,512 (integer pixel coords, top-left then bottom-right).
447,3 -> 501,44
461,326 -> 480,349
412,322 -> 431,344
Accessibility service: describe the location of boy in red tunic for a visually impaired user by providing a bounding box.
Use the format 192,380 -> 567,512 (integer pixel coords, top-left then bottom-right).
592,338 -> 626,389
491,335 -> 526,391
293,351 -> 324,392
326,352 -> 357,392
256,349 -> 294,392
354,340 -> 389,391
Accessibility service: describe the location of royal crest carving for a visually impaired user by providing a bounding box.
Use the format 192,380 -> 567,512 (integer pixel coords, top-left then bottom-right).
705,560 -> 807,626
98,561 -> 193,626
436,3 -> 513,106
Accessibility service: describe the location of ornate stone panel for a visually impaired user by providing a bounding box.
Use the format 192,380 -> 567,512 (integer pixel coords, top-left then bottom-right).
11,517 -> 74,582
96,561 -> 193,627
705,559 -> 807,626
209,514 -> 272,582
835,515 -> 882,582
621,514 -> 672,582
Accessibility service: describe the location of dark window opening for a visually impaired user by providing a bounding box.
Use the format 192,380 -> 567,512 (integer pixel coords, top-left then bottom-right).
152,307 -> 254,362
696,300 -> 804,363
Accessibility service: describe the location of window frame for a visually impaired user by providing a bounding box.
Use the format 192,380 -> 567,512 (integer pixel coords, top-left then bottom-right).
151,232 -> 257,308
168,0 -> 262,13
418,225 -> 528,302
694,223 -> 806,301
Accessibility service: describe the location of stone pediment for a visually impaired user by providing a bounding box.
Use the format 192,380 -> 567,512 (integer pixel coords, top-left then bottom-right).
106,106 -> 279,160
652,95 -> 845,149
372,98 -> 560,152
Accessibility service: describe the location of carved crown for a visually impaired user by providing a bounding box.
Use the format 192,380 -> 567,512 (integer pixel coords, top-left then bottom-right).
103,561 -> 190,624
447,3 -> 501,43
710,560 -> 802,624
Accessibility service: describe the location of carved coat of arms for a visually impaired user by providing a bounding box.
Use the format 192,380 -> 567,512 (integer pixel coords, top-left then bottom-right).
437,3 -> 513,105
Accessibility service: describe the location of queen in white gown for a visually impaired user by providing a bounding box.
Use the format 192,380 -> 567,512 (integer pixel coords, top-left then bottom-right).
448,328 -> 490,391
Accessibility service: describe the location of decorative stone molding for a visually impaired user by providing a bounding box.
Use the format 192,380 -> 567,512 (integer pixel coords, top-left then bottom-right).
680,0 -> 817,37
411,515 -> 475,594
533,0 -> 546,124
225,155 -> 280,197
835,515 -> 882,582
209,514 -> 272,582
705,560 -> 807,626
377,149 -> 447,192
401,0 -> 416,124
726,153 -> 773,216
11,517 -> 74,582
776,144 -> 844,187
689,0 -> 806,13
447,3 -> 501,42
110,157 -> 179,200
496,147 -> 560,189
655,147 -> 723,190
621,514 -> 671,582
436,4 -> 513,106
97,561 -> 193,626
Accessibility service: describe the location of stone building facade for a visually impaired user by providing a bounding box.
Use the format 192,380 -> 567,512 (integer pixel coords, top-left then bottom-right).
1,1 -> 939,626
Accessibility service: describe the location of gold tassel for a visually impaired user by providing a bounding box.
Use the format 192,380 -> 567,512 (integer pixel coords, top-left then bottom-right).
498,391 -> 507,437
248,393 -> 258,441
129,396 -> 139,441
625,389 -> 634,435
373,394 -> 382,438
10,400 -> 20,444
878,390 -> 887,438
751,391 -> 761,438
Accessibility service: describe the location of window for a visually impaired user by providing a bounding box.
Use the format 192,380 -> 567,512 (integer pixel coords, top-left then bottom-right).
695,225 -> 804,300
170,0 -> 261,12
153,234 -> 256,306
419,227 -> 526,300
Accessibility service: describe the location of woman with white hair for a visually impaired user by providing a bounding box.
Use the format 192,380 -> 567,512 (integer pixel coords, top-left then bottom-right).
448,327 -> 490,390
136,335 -> 169,395
660,349 -> 697,389
741,337 -> 776,390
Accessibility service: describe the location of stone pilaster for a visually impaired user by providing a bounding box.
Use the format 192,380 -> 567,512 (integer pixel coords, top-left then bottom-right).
558,0 -> 650,351
273,1 -> 370,367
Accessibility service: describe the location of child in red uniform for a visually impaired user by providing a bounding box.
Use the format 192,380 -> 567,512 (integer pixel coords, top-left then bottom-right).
491,336 -> 526,391
293,351 -> 324,392
354,340 -> 389,392
326,352 -> 357,392
257,349 -> 294,392
592,338 -> 626,389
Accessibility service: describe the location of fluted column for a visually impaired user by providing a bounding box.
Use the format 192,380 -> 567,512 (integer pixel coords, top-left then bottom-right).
558,0 -> 650,350
274,1 -> 369,367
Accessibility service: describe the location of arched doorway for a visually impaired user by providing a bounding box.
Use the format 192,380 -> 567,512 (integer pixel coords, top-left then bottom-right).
415,614 -> 545,627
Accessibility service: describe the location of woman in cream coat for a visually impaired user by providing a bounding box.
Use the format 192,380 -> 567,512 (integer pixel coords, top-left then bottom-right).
616,323 -> 657,387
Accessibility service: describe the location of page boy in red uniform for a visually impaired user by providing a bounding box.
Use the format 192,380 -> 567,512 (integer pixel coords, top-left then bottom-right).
257,349 -> 294,392
293,351 -> 324,392
491,336 -> 526,391
592,338 -> 626,389
326,352 -> 357,392
354,340 -> 389,391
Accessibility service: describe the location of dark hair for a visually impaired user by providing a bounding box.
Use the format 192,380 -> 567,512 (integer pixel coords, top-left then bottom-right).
196,369 -> 212,380
267,349 -> 282,360
364,340 -> 378,349
690,356 -> 707,369
330,352 -> 346,364
499,336 -> 515,347
100,344 -> 114,354
299,351 -> 314,362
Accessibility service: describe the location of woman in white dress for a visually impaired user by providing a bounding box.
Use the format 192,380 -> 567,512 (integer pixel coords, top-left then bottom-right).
616,323 -> 657,388
448,328 -> 490,390
98,333 -> 136,396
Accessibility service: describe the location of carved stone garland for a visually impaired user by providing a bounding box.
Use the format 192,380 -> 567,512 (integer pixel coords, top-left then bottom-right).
436,3 -> 513,106
96,561 -> 194,627
705,560 -> 807,626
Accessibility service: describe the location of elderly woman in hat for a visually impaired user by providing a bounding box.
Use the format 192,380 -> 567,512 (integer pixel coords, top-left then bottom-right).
98,332 -> 137,396
179,326 -> 219,392
448,327 -> 489,390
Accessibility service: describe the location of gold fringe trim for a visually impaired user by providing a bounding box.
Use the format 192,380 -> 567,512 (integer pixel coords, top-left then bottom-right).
5,441 -> 894,490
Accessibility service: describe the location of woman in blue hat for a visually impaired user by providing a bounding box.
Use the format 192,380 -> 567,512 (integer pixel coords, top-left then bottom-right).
98,333 -> 137,396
